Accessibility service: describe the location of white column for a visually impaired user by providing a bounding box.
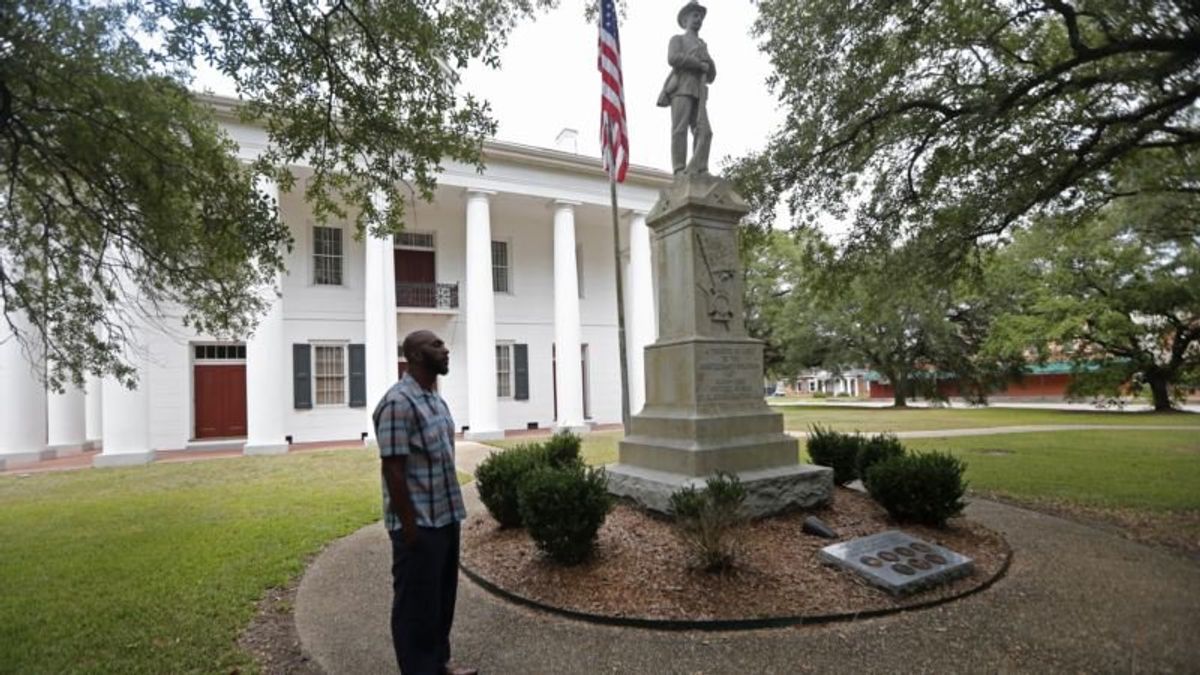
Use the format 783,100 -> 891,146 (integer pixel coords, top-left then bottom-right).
97,370 -> 152,467
95,275 -> 153,468
85,374 -> 103,448
244,177 -> 289,455
46,378 -> 88,456
620,248 -> 635,418
0,306 -> 47,469
553,200 -> 586,431
364,190 -> 398,440
625,211 -> 654,415
464,190 -> 501,440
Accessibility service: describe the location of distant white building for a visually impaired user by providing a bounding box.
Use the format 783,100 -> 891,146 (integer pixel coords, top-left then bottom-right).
791,369 -> 873,397
0,95 -> 671,469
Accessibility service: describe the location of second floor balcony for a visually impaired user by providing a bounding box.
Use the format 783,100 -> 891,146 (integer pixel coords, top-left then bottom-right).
396,282 -> 459,313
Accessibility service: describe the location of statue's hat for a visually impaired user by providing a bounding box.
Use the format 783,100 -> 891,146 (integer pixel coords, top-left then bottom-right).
677,1 -> 708,28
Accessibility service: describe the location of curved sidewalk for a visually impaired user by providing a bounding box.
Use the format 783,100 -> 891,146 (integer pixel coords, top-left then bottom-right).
295,480 -> 1200,673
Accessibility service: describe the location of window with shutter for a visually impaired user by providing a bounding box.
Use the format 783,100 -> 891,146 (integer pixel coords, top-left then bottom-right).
313,226 -> 344,285
313,345 -> 347,406
496,343 -> 513,398
348,344 -> 366,408
293,344 -> 313,409
492,240 -> 511,293
513,344 -> 529,401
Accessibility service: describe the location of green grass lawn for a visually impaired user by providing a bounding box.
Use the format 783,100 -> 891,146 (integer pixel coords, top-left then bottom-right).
0,449 -> 383,674
902,431 -> 1200,512
491,432 -> 622,467
773,405 -> 1200,433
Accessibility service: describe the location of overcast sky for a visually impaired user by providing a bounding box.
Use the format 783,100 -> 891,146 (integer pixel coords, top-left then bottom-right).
460,0 -> 781,173
195,1 -> 792,205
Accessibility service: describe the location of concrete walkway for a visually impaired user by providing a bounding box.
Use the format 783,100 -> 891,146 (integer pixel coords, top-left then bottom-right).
295,440 -> 1200,674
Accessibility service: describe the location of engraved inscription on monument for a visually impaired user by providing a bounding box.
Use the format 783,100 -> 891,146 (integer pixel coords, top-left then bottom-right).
695,344 -> 761,403
819,530 -> 974,596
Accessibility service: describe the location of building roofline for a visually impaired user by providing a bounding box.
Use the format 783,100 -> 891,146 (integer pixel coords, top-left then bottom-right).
193,92 -> 674,188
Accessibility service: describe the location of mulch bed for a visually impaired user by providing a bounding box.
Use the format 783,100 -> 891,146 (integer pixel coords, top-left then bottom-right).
462,488 -> 1009,623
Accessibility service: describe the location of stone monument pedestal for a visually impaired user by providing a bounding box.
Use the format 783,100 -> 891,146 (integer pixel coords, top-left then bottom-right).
607,175 -> 831,518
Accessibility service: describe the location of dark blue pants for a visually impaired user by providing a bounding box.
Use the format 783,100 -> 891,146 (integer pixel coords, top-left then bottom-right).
389,522 -> 460,675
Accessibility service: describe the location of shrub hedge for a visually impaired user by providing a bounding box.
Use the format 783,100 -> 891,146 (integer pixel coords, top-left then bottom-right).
669,472 -> 747,572
856,433 -> 906,489
807,425 -> 861,485
475,431 -> 583,528
866,451 -> 967,527
542,430 -> 582,469
517,464 -> 612,564
475,443 -> 546,528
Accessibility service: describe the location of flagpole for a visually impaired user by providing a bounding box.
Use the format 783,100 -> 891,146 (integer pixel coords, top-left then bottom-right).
609,176 -> 632,432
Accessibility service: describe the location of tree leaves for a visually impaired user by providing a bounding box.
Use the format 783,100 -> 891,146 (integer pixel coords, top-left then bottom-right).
0,0 -> 552,389
743,0 -> 1200,263
985,196 -> 1200,410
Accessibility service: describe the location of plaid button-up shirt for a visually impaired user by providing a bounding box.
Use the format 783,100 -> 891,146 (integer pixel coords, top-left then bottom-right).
373,374 -> 466,532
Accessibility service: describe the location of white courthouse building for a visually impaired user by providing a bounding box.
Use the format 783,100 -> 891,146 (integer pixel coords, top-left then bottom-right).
0,95 -> 670,469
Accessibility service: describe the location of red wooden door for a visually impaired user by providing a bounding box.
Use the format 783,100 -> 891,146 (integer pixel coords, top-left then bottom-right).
194,365 -> 247,439
395,249 -> 436,283
395,249 -> 436,307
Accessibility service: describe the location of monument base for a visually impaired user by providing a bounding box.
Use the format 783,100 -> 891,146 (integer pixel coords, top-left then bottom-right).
606,462 -> 833,519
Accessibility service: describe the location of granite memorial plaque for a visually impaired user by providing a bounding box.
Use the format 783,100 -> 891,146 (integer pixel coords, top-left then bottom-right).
819,530 -> 973,596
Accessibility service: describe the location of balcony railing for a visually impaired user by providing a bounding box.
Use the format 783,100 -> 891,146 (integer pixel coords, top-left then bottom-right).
396,282 -> 459,310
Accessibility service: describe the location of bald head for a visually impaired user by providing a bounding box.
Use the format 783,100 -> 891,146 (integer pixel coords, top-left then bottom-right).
402,330 -> 438,362
402,330 -> 449,384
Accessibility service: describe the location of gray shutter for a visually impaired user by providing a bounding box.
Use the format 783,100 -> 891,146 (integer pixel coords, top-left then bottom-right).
348,344 -> 367,408
514,344 -> 529,401
293,344 -> 312,409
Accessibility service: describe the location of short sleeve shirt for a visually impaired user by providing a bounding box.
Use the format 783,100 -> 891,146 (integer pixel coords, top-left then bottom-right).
373,374 -> 466,531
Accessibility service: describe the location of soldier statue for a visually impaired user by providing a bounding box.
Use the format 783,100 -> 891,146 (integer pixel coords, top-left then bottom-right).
657,1 -> 716,175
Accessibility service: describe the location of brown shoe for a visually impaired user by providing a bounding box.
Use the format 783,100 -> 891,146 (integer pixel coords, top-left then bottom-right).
442,665 -> 478,675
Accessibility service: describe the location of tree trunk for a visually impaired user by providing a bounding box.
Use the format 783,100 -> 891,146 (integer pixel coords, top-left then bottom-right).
1147,373 -> 1175,412
892,375 -> 908,408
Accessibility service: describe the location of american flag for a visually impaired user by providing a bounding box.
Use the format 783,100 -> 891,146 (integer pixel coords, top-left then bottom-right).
598,0 -> 629,183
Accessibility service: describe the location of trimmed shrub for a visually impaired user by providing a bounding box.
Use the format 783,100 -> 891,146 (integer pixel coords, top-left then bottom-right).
806,425 -> 862,485
811,391 -> 830,399
669,472 -> 748,572
856,434 -> 906,489
866,452 -> 968,527
475,444 -> 547,528
517,464 -> 613,565
542,430 -> 582,469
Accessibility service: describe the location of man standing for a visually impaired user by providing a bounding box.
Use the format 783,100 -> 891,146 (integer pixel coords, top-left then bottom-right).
374,330 -> 475,675
657,1 -> 715,175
